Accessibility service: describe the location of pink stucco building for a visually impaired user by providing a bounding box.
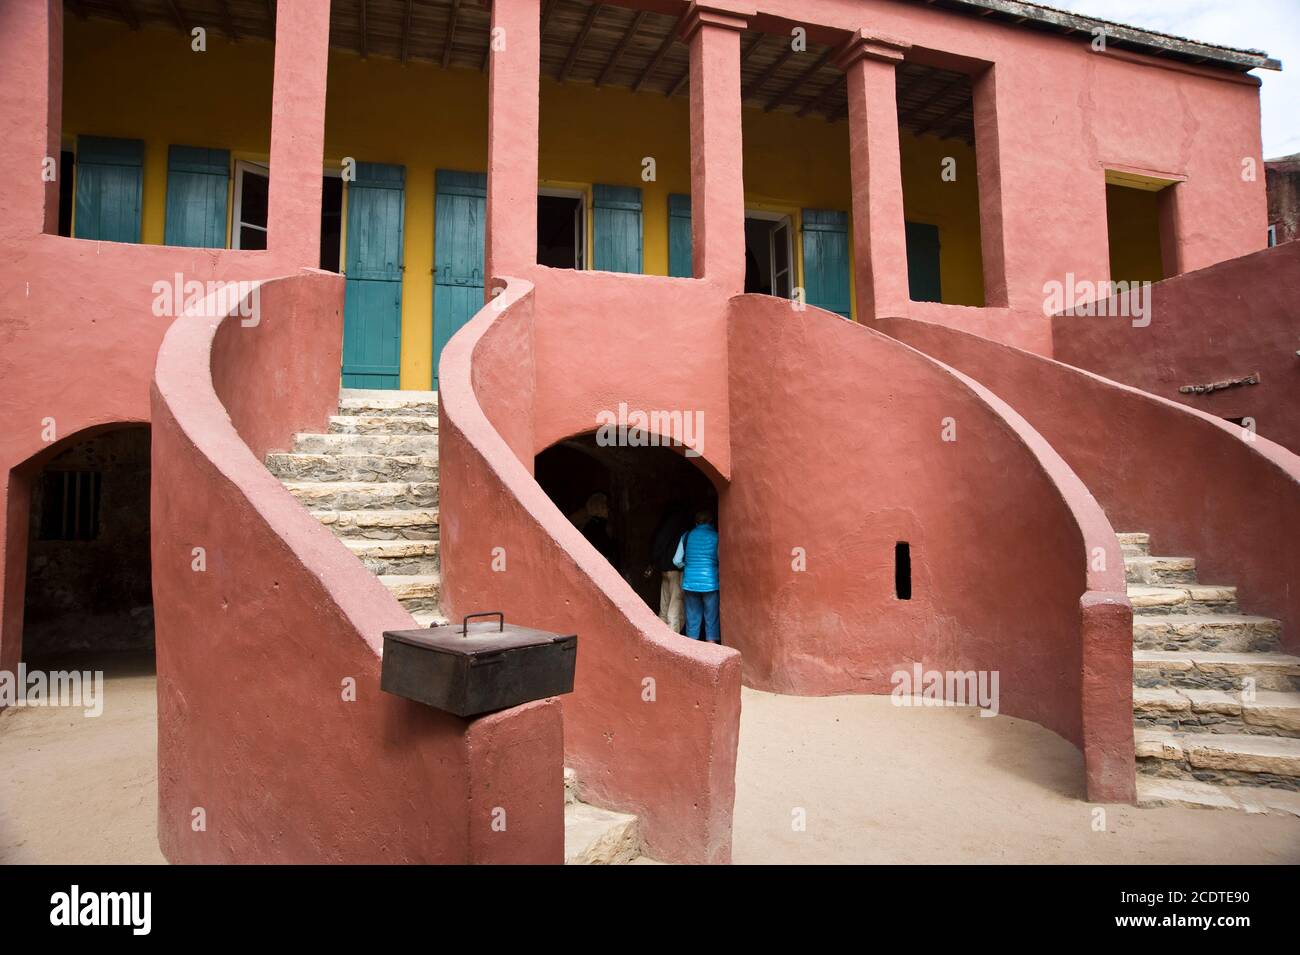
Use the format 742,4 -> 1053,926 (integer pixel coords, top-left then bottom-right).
1,0 -> 1296,864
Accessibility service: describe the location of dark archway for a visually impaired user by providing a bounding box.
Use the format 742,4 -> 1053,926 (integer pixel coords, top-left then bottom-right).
535,434 -> 716,614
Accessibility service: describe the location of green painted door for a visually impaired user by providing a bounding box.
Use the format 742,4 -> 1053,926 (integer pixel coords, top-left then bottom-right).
164,146 -> 230,248
343,163 -> 405,390
905,221 -> 942,303
801,208 -> 851,318
73,136 -> 144,243
432,170 -> 486,390
668,193 -> 692,278
593,184 -> 642,273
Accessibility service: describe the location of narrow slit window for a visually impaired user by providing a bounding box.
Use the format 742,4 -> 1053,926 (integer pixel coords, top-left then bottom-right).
39,470 -> 102,542
895,541 -> 912,600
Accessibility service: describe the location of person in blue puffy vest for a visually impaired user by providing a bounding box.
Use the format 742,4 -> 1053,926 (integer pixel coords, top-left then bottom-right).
673,509 -> 720,643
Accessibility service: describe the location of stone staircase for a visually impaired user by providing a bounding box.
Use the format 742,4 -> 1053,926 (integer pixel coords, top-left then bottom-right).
270,389 -> 656,862
1121,532 -> 1300,817
266,388 -> 447,627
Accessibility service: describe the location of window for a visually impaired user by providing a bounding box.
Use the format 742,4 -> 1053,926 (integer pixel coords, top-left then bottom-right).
744,212 -> 795,299
39,470 -> 102,542
538,189 -> 586,269
894,541 -> 912,600
1268,225 -> 1278,248
57,149 -> 74,237
232,160 -> 269,251
320,172 -> 344,272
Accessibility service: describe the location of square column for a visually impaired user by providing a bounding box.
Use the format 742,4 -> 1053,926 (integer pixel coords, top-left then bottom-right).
266,0 -> 332,268
0,0 -> 62,240
485,0 -> 541,282
838,31 -> 911,321
684,2 -> 753,291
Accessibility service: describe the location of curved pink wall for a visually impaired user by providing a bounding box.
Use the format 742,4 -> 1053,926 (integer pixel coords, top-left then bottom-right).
1052,241 -> 1300,454
725,296 -> 1134,801
439,277 -> 742,864
151,272 -> 562,864
880,316 -> 1300,655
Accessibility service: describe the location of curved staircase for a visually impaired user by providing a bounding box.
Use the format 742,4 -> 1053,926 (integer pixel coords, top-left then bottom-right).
1122,532 -> 1300,816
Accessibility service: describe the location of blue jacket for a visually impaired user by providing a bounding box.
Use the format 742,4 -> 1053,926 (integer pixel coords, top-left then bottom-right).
674,524 -> 719,593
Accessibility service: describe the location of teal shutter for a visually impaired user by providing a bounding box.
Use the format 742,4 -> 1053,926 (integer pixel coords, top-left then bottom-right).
433,169 -> 487,390
801,209 -> 851,318
592,184 -> 642,274
905,221 -> 942,303
343,162 -> 405,390
164,146 -> 230,248
73,136 -> 144,243
668,194 -> 692,278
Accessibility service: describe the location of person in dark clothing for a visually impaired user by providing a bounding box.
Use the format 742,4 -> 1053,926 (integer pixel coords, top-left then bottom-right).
570,492 -> 619,567
645,503 -> 694,633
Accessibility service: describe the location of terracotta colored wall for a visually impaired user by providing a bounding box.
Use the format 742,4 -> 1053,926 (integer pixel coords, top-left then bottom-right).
880,316 -> 1300,656
438,277 -> 742,863
152,271 -> 562,863
725,295 -> 1134,800
1051,241 -> 1300,454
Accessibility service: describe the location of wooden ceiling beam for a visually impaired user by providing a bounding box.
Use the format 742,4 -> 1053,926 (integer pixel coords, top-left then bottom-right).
115,0 -> 141,30
796,73 -> 842,119
633,13 -> 686,92
442,0 -> 462,69
560,3 -> 603,82
359,0 -> 368,58
400,0 -> 413,65
216,0 -> 240,41
741,43 -> 794,99
764,46 -> 835,112
164,0 -> 187,32
597,11 -> 648,87
912,83 -> 971,137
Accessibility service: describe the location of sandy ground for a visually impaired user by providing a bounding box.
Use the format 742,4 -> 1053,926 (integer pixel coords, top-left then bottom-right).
733,686 -> 1300,864
0,651 -> 164,864
3,661 -> 1298,864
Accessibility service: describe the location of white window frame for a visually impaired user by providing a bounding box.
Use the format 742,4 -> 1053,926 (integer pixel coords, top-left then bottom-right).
231,159 -> 269,250
745,209 -> 796,300
538,186 -> 587,269
1268,224 -> 1277,248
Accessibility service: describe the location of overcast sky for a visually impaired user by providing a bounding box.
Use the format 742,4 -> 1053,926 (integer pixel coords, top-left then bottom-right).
1052,0 -> 1298,157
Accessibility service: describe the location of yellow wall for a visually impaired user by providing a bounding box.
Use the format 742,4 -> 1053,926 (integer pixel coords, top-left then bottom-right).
62,19 -> 988,389
1105,183 -> 1165,284
898,133 -> 985,306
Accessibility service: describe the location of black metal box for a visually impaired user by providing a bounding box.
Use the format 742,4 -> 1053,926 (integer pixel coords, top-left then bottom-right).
381,612 -> 577,717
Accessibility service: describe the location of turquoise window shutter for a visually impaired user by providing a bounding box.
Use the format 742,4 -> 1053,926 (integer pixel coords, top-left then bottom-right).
801,209 -> 851,318
73,136 -> 144,243
433,169 -> 487,390
904,221 -> 942,303
592,184 -> 643,274
342,162 -> 406,390
668,193 -> 692,278
164,146 -> 230,248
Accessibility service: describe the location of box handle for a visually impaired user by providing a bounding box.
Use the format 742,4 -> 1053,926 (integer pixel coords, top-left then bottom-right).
461,611 -> 505,636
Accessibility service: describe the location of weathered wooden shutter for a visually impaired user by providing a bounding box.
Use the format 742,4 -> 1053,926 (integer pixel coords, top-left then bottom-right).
668,193 -> 692,278
164,146 -> 230,248
904,221 -> 942,303
73,136 -> 144,243
592,184 -> 643,274
433,170 -> 487,390
343,162 -> 405,390
801,208 -> 851,318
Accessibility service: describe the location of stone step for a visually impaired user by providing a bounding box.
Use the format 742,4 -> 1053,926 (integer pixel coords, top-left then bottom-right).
1124,554 -> 1197,584
411,610 -> 450,628
341,539 -> 439,576
328,414 -> 439,435
1136,727 -> 1300,787
1127,583 -> 1237,615
564,801 -> 644,865
1136,775 -> 1300,818
338,389 -> 439,416
1116,532 -> 1150,557
310,508 -> 439,541
292,432 -> 440,456
282,480 -> 439,511
1133,687 -> 1300,736
1133,649 -> 1300,692
266,452 -> 440,482
379,574 -> 440,612
1132,613 -> 1282,653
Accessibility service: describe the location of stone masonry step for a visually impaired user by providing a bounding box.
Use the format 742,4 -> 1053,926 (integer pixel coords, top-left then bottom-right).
564,801 -> 644,865
292,432 -> 439,455
266,452 -> 440,483
1132,613 -> 1282,653
1125,554 -> 1197,585
1136,775 -> 1300,818
1132,686 -> 1300,737
328,414 -> 438,435
310,508 -> 439,541
1135,727 -> 1300,788
1117,532 -> 1150,557
1133,649 -> 1300,692
338,390 -> 438,416
1127,583 -> 1237,615
282,480 -> 439,511
378,573 -> 440,612
341,539 -> 439,576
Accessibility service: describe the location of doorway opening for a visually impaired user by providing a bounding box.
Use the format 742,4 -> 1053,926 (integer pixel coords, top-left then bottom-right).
1104,176 -> 1173,285
232,161 -> 344,272
537,190 -> 586,269
534,434 -> 716,619
744,212 -> 794,299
